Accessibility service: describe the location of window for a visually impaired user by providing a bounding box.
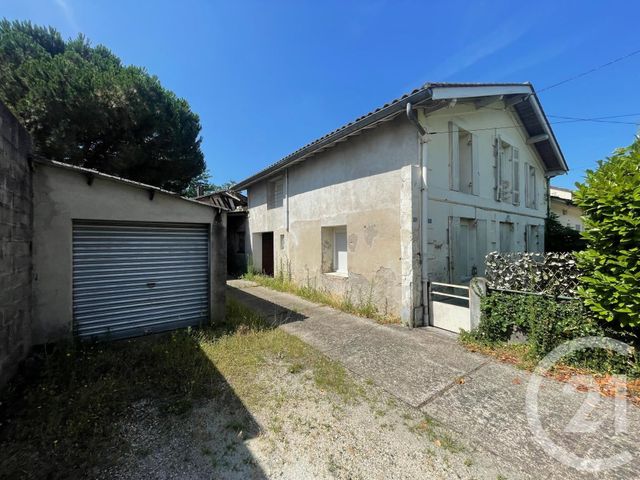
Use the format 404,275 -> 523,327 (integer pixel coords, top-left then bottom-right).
449,122 -> 475,194
495,136 -> 519,203
279,234 -> 285,250
267,178 -> 284,209
562,209 -> 568,216
321,225 -> 348,275
525,164 -> 537,209
575,224 -> 582,232
333,227 -> 348,274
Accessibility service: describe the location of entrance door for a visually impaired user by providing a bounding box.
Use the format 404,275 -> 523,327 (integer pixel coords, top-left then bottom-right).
261,232 -> 274,276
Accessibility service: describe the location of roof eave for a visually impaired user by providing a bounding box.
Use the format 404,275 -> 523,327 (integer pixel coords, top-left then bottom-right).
233,87 -> 434,190
34,157 -> 226,210
234,82 -> 569,190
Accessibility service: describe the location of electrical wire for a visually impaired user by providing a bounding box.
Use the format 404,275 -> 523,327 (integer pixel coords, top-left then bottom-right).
425,114 -> 640,135
537,48 -> 640,93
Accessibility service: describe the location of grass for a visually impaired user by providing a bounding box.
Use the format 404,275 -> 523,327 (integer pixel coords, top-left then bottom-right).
459,334 -> 539,371
410,415 -> 464,454
0,298 -> 363,480
242,272 -> 399,324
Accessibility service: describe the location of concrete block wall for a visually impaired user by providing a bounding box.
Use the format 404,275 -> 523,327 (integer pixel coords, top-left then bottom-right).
0,102 -> 33,388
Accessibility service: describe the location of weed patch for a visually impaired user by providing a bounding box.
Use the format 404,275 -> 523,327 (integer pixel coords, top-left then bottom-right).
243,272 -> 399,324
0,298 -> 363,479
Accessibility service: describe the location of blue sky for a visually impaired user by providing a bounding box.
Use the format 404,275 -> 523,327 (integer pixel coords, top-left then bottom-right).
4,0 -> 640,189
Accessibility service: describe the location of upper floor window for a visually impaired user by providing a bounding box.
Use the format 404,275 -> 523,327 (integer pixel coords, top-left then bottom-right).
267,177 -> 284,209
495,136 -> 520,205
449,122 -> 476,195
525,164 -> 537,209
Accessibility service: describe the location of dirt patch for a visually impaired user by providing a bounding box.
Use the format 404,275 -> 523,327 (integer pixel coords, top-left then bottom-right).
2,300 -> 504,479
103,359 -> 502,480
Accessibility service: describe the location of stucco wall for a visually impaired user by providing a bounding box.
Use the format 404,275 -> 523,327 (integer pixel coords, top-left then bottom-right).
247,117 -> 419,319
0,103 -> 33,388
245,101 -> 554,325
32,164 -> 226,344
418,103 -> 548,283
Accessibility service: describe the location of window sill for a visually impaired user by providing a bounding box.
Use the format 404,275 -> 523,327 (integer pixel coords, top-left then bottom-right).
324,271 -> 349,279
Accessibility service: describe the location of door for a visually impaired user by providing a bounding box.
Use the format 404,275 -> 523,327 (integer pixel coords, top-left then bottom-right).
72,222 -> 209,340
449,217 -> 482,284
261,232 -> 274,276
500,222 -> 514,252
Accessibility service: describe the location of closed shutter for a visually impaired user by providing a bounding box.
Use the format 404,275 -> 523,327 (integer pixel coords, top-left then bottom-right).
512,148 -> 520,206
72,222 -> 209,339
333,227 -> 348,273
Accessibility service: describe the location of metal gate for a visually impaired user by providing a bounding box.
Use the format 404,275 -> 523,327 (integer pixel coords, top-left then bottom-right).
72,222 -> 210,340
427,281 -> 471,333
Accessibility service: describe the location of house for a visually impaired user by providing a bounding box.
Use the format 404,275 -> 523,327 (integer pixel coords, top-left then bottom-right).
550,186 -> 583,231
196,190 -> 248,275
233,83 -> 568,329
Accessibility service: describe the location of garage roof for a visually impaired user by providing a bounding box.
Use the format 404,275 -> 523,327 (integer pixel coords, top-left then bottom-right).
34,157 -> 227,210
234,82 -> 568,190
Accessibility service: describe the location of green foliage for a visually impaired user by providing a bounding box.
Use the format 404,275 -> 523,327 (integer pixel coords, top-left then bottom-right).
474,292 -> 599,357
545,212 -> 586,252
574,138 -> 640,330
0,19 -> 205,192
182,169 -> 236,198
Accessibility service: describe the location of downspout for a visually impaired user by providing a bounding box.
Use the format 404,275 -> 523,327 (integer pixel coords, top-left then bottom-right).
406,102 -> 430,326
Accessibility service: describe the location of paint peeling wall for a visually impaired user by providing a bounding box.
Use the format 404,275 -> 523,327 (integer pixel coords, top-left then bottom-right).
419,102 -> 548,284
246,116 -> 419,319
245,100 -> 555,325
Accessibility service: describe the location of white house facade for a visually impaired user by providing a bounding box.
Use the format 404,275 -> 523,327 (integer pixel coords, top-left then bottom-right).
234,83 -> 568,328
550,186 -> 583,231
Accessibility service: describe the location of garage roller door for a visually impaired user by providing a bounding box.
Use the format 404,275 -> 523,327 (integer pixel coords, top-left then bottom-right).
73,222 -> 209,339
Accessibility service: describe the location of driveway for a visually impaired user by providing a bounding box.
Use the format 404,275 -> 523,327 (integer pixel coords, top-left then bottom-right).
228,279 -> 640,480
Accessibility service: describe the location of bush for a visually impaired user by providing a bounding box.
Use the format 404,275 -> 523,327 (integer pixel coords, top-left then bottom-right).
474,291 -> 600,357
574,139 -> 640,332
545,213 -> 586,252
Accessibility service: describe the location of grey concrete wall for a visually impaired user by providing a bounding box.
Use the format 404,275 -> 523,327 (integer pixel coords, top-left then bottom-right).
33,163 -> 225,344
0,103 -> 33,388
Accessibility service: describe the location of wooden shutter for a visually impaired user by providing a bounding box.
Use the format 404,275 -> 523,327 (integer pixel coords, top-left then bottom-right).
471,133 -> 479,196
449,122 -> 460,191
512,147 -> 520,205
494,136 -> 502,201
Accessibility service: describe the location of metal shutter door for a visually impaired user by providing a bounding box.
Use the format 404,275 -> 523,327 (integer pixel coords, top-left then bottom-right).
73,222 -> 209,339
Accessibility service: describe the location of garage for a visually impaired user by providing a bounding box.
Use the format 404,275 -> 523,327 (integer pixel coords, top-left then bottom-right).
32,159 -> 227,345
72,222 -> 210,339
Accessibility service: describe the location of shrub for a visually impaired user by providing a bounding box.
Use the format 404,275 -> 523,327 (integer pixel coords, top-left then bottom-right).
474,291 -> 600,357
545,213 -> 586,252
574,139 -> 640,332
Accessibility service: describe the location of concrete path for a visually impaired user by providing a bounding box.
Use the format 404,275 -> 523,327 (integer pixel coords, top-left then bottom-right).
228,280 -> 640,479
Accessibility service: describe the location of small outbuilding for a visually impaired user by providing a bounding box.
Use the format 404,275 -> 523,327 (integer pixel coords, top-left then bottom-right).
196,190 -> 248,276
32,158 -> 227,343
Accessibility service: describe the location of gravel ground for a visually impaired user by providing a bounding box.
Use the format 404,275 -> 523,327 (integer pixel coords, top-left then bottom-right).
102,360 -> 507,479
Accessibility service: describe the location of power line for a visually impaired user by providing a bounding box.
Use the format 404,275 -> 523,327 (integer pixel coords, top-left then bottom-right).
537,48 -> 640,93
426,114 -> 639,135
546,113 -> 640,125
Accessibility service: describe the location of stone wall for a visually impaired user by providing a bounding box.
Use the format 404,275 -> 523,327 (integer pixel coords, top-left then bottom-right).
0,102 -> 33,388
